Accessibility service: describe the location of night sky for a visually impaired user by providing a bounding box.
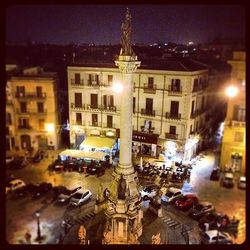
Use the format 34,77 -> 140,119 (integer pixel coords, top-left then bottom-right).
6,4 -> 245,45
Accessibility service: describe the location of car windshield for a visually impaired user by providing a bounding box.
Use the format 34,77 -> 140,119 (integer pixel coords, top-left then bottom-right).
72,193 -> 82,199
194,204 -> 204,210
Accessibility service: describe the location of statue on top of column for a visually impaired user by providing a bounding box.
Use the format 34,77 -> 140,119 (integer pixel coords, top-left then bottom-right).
120,8 -> 135,56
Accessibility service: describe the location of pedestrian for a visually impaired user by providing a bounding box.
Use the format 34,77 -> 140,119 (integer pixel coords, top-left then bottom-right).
24,231 -> 31,244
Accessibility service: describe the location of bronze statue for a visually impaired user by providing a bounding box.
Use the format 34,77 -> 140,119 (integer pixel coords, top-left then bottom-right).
118,175 -> 126,199
120,8 -> 135,56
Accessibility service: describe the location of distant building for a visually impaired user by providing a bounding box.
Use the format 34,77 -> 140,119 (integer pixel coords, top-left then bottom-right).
6,66 -> 60,154
220,51 -> 245,174
67,57 -> 219,161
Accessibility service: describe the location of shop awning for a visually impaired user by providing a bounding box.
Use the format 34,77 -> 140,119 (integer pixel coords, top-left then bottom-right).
79,136 -> 115,151
59,149 -> 106,161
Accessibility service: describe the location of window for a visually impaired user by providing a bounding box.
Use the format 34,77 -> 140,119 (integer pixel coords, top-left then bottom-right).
6,113 -> 12,125
103,95 -> 114,107
169,125 -> 176,135
108,75 -> 113,84
37,102 -> 44,113
144,120 -> 152,130
75,93 -> 82,108
146,98 -> 153,113
19,118 -> 29,127
234,132 -> 244,142
6,126 -> 9,135
76,113 -> 82,125
170,101 -> 179,115
201,96 -> 205,110
133,97 -> 136,113
75,73 -> 80,84
92,114 -> 98,126
16,86 -> 25,96
20,102 -> 27,113
148,77 -> 154,88
107,115 -> 113,128
191,100 -> 195,115
233,105 -> 245,122
91,94 -> 98,108
36,86 -> 42,97
171,79 -> 181,91
190,125 -> 193,134
38,119 -> 45,130
193,79 -> 198,91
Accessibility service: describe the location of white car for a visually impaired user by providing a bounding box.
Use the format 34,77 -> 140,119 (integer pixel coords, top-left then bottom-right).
140,185 -> 159,200
57,186 -> 82,203
238,176 -> 246,189
6,179 -> 26,194
6,156 -> 14,164
161,187 -> 183,204
201,230 -> 233,244
69,190 -> 92,206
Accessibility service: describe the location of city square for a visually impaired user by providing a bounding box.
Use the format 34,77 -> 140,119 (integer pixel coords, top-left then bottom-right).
6,4 -> 245,245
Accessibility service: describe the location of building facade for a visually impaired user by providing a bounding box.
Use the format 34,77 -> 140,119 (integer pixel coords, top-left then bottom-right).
6,66 -> 60,155
220,51 -> 246,174
67,59 -> 214,161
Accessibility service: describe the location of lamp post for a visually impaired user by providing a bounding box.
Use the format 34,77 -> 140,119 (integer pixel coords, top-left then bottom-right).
35,210 -> 42,241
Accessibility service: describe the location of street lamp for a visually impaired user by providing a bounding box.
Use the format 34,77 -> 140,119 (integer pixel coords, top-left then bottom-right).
35,210 -> 42,242
225,85 -> 239,98
112,81 -> 123,94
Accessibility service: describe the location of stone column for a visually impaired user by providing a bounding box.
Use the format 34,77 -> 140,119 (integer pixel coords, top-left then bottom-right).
115,55 -> 141,175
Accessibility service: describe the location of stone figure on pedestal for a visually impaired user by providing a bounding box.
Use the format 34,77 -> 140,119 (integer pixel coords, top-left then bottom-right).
120,8 -> 135,56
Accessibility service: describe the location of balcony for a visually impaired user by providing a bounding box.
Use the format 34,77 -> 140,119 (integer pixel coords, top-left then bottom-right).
16,109 -> 47,115
71,103 -> 85,111
143,83 -> 156,94
88,80 -> 100,87
86,104 -> 101,111
165,112 -> 181,120
192,85 -> 203,93
190,110 -> 200,119
15,92 -> 46,99
231,120 -> 245,127
102,106 -> 117,112
167,85 -> 182,96
101,82 -> 112,87
165,133 -> 178,140
88,121 -> 101,127
18,125 -> 32,130
71,79 -> 84,86
141,109 -> 155,117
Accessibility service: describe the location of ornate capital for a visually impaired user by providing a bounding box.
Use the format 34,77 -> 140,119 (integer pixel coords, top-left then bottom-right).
115,59 -> 141,74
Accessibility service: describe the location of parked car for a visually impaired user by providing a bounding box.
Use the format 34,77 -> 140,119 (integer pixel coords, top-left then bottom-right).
57,186 -> 82,204
237,176 -> 246,189
50,185 -> 68,201
175,194 -> 199,211
200,230 -> 233,244
69,190 -> 92,206
6,156 -> 14,165
32,150 -> 46,163
31,182 -> 53,199
221,173 -> 235,188
6,179 -> 26,194
140,185 -> 159,201
188,201 -> 215,220
14,183 -> 39,197
7,157 -> 28,169
161,187 -> 183,204
198,212 -> 230,231
210,168 -> 220,181
48,159 -> 65,172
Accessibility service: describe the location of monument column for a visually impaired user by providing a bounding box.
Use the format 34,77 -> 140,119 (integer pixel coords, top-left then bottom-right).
102,8 -> 143,244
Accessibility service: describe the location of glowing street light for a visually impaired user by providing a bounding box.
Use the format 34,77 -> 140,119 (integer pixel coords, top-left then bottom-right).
112,81 -> 123,93
35,210 -> 42,242
225,85 -> 239,98
45,123 -> 55,133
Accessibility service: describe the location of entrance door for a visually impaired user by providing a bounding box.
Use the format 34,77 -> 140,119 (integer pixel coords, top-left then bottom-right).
38,136 -> 48,149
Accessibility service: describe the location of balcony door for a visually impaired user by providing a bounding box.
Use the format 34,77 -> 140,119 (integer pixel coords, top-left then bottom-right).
91,94 -> 98,108
36,86 -> 42,97
75,93 -> 82,108
170,101 -> 179,115
107,115 -> 113,128
75,73 -> 80,84
146,98 -> 153,113
148,77 -> 154,89
171,79 -> 180,91
169,125 -> 176,135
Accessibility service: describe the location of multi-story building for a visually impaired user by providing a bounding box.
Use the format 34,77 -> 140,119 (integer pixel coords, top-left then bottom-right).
220,51 -> 246,174
6,66 -> 60,154
67,57 -> 214,161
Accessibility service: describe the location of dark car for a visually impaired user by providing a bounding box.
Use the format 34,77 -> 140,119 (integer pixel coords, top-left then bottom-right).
198,212 -> 230,231
7,157 -> 28,169
14,183 -> 40,198
50,185 -> 68,201
32,150 -> 46,163
56,186 -> 82,204
188,202 -> 215,220
175,194 -> 199,211
48,159 -> 64,172
210,169 -> 220,181
31,182 -> 53,199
